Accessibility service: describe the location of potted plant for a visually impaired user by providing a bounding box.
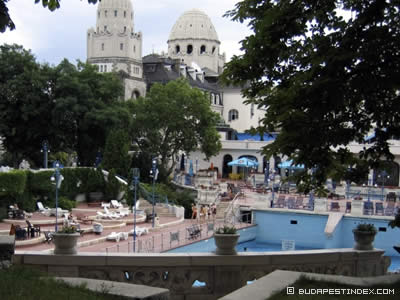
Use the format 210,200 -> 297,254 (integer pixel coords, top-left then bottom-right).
352,223 -> 377,250
214,225 -> 240,255
53,225 -> 80,255
388,211 -> 400,254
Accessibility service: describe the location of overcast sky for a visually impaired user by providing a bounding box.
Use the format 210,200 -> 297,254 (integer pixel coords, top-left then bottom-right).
1,0 -> 251,66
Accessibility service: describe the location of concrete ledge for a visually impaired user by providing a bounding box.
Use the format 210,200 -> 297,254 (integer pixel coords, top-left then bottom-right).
56,277 -> 170,300
220,270 -> 400,300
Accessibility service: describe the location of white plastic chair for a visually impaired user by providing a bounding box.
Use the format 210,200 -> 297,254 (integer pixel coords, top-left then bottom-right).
37,202 -> 51,216
110,200 -> 123,208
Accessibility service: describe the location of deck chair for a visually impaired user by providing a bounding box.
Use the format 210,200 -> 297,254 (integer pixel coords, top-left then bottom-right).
276,195 -> 286,208
104,207 -> 122,219
363,201 -> 374,215
287,196 -> 296,209
375,202 -> 384,215
131,227 -> 148,237
110,200 -> 123,208
118,207 -> 130,217
106,232 -> 122,242
37,202 -> 51,216
385,201 -> 396,216
294,196 -> 304,209
330,202 -> 340,211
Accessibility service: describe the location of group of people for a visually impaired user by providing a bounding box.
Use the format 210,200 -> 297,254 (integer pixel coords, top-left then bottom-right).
191,203 -> 217,221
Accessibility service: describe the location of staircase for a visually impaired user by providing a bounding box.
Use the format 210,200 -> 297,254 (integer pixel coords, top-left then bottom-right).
216,201 -> 231,220
138,199 -> 176,218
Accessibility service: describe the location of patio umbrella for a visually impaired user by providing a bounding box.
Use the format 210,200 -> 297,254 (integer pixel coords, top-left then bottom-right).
278,160 -> 304,170
228,158 -> 258,180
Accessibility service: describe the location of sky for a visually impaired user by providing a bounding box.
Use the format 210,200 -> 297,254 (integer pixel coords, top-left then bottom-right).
1,0 -> 251,66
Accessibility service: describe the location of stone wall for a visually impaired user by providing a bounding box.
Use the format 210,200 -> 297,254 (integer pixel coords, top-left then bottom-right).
14,249 -> 390,300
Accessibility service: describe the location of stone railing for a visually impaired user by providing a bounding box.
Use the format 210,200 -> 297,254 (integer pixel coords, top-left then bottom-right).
13,249 -> 390,300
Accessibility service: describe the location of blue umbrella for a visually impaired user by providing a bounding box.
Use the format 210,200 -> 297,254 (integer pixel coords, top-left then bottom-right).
278,160 -> 304,169
189,160 -> 194,177
228,157 -> 258,167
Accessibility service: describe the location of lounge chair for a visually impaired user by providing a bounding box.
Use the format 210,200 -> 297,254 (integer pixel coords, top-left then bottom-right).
104,207 -> 122,219
294,196 -> 304,209
118,207 -> 130,217
110,200 -> 123,208
385,200 -> 396,216
375,202 -> 384,215
96,210 -> 119,219
330,202 -> 340,211
106,232 -> 128,242
101,202 -> 111,209
363,201 -> 374,215
130,227 -> 148,237
37,202 -> 51,216
276,195 -> 286,208
287,196 -> 296,209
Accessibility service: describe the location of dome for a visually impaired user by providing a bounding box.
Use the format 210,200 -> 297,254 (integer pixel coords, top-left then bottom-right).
168,9 -> 219,42
98,0 -> 132,10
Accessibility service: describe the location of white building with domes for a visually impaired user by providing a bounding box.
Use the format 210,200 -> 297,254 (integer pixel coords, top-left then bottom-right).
86,0 -> 284,178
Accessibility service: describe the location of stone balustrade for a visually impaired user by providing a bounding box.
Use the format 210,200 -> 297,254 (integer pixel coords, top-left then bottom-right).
13,249 -> 390,300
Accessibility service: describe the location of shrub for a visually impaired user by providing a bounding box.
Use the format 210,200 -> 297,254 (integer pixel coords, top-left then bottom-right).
215,225 -> 237,234
101,129 -> 131,178
0,170 -> 27,195
85,168 -> 105,193
58,196 -> 75,211
354,223 -> 377,233
105,169 -> 121,200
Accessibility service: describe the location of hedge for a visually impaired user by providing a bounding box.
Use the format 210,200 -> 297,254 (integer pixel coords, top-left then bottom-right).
0,170 -> 27,195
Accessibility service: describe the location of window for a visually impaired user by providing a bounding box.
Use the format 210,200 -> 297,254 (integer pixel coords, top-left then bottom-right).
120,43 -> 124,50
187,44 -> 193,54
211,94 -> 215,104
124,26 -> 126,32
101,43 -> 104,51
124,11 -> 126,18
114,10 -> 117,17
175,45 -> 180,53
212,46 -> 216,54
98,11 -> 100,18
133,45 -> 136,52
228,109 -> 239,121
216,94 -> 220,105
200,45 -> 206,54
100,65 -> 103,72
104,65 -> 107,72
105,10 -> 107,17
104,25 -> 107,31
251,104 -> 254,118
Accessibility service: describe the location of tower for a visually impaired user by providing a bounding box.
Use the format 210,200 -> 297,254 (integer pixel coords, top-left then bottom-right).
87,0 -> 146,99
167,9 -> 226,75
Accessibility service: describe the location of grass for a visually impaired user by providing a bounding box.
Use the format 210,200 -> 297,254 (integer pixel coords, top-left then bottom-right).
268,276 -> 400,300
0,266 -> 126,300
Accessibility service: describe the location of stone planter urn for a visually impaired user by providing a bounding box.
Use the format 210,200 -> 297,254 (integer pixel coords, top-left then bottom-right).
352,229 -> 377,250
214,233 -> 240,255
53,233 -> 80,255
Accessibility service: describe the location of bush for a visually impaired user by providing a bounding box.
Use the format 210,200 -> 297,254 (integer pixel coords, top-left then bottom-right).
101,129 -> 131,178
0,170 -> 27,195
105,169 -> 121,201
58,196 -> 75,211
85,168 -> 105,193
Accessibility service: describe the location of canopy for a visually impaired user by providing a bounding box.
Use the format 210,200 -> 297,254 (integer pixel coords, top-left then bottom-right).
278,160 -> 304,170
228,158 -> 258,168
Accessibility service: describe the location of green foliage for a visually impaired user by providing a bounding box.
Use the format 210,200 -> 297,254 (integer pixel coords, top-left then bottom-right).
58,196 -> 75,211
102,129 -> 131,178
215,225 -> 237,234
222,0 -> 400,190
128,78 -> 221,182
57,225 -> 78,234
49,152 -> 70,167
104,169 -> 121,201
388,212 -> 400,229
0,170 -> 27,195
354,223 -> 377,234
85,168 -> 105,193
0,206 -> 7,221
28,171 -> 54,196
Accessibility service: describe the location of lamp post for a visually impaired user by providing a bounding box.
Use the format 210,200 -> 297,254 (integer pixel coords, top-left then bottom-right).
150,158 -> 157,228
41,140 -> 50,169
131,168 -> 140,252
346,166 -> 351,199
51,161 -> 63,232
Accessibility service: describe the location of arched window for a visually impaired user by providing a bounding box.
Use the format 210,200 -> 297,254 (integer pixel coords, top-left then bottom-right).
114,10 -> 117,17
200,45 -> 206,54
104,65 -> 107,72
124,11 -> 126,18
105,10 -> 107,17
187,44 -> 193,54
101,43 -> 104,51
132,90 -> 140,99
104,25 -> 107,31
120,43 -> 124,50
228,109 -> 239,121
175,45 -> 180,53
211,94 -> 215,104
216,94 -> 220,105
133,45 -> 136,52
212,46 -> 216,54
100,65 -> 103,72
124,26 -> 126,32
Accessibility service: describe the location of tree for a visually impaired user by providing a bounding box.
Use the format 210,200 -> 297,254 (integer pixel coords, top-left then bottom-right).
222,0 -> 400,188
0,44 -> 56,167
102,129 -> 131,178
128,79 -> 221,182
0,0 -> 99,32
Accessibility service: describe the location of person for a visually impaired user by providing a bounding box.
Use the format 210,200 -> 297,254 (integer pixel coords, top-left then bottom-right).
212,203 -> 217,219
191,204 -> 197,219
